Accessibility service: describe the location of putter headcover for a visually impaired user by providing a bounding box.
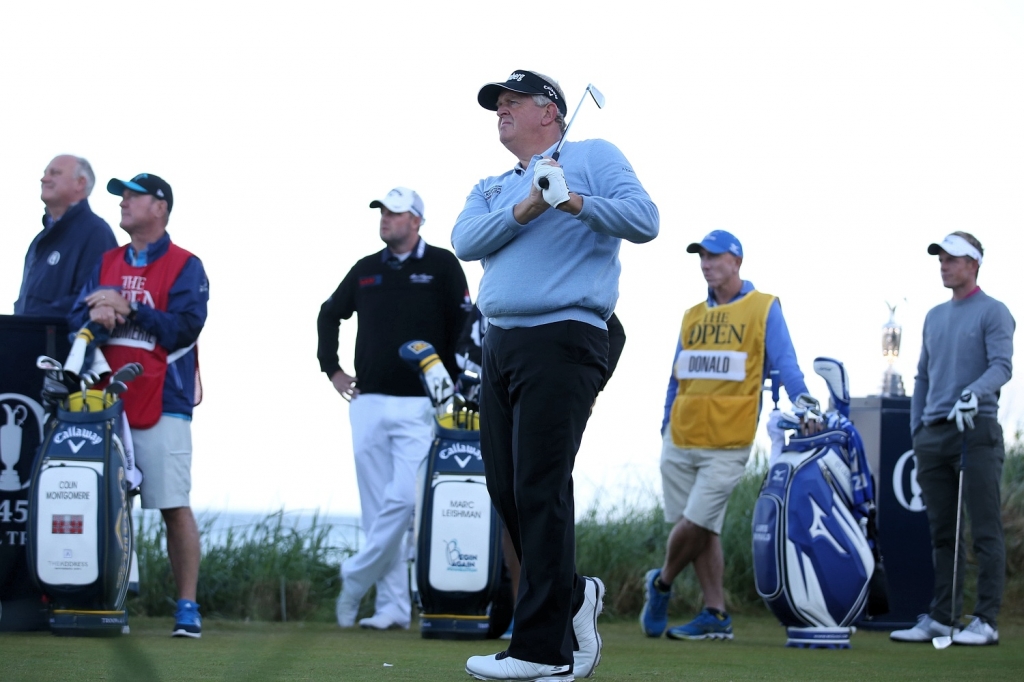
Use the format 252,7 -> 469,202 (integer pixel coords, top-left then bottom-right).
399,340 -> 454,407
813,357 -> 851,418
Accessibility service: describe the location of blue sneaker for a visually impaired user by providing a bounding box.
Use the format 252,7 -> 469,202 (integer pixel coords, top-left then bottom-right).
172,599 -> 202,638
640,569 -> 671,637
667,607 -> 733,640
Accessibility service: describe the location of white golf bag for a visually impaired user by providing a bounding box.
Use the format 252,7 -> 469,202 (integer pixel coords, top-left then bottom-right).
752,358 -> 886,648
400,340 -> 510,640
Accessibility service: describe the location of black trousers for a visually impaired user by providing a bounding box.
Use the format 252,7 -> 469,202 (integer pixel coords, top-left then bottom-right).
480,321 -> 608,666
914,418 -> 1006,626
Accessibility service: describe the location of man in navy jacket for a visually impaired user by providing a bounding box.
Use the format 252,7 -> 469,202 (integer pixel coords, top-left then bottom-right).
14,155 -> 117,317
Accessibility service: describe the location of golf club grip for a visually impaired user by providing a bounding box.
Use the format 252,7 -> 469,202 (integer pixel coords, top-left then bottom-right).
537,150 -> 562,190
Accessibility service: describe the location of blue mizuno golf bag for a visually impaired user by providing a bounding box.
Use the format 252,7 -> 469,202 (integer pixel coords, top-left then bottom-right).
752,358 -> 885,648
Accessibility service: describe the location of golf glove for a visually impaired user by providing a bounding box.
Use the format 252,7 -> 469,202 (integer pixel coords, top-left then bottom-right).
533,160 -> 570,208
947,390 -> 978,431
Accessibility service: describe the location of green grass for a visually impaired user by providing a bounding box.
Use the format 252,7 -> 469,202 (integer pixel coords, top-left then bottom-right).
1,613 -> 1021,681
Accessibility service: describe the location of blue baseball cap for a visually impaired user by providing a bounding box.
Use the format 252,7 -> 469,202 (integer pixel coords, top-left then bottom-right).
107,173 -> 174,213
687,230 -> 743,257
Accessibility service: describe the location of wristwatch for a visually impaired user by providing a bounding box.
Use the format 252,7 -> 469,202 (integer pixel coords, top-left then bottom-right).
127,301 -> 140,320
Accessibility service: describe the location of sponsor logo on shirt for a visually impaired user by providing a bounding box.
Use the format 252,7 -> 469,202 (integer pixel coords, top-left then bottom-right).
47,251 -> 61,265
409,273 -> 433,284
483,185 -> 502,200
359,275 -> 382,288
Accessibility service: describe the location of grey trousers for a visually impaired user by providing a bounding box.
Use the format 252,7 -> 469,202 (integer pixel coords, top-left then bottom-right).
913,417 -> 1005,626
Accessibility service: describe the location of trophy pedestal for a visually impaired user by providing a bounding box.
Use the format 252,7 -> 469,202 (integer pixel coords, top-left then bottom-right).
881,368 -> 905,397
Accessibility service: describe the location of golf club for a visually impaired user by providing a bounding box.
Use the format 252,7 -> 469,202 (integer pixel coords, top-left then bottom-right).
103,381 -> 128,404
932,433 -> 969,649
37,355 -> 65,380
112,363 -> 142,385
538,83 -> 606,190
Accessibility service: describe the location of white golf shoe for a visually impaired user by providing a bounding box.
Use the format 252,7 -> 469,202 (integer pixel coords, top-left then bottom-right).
953,616 -> 999,646
572,576 -> 605,678
336,588 -> 360,628
358,613 -> 410,630
889,614 -> 958,642
465,651 -> 573,681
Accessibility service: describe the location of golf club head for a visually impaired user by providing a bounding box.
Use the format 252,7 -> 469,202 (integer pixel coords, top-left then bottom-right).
587,84 -> 606,109
107,381 -> 128,398
81,370 -> 102,388
932,634 -> 953,650
37,355 -> 64,372
112,364 -> 141,384
813,357 -> 850,417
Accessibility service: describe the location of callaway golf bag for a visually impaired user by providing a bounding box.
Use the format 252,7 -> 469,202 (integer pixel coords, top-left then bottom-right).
400,340 -> 509,640
752,358 -> 887,648
26,356 -> 142,636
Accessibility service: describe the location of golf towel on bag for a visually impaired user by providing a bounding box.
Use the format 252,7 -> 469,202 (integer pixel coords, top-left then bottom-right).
752,414 -> 880,648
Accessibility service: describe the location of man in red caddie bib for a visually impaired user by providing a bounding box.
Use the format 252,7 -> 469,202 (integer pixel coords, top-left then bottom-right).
68,172 -> 209,638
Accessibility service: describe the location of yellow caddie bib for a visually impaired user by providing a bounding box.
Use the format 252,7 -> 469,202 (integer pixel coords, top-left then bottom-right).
670,290 -> 776,449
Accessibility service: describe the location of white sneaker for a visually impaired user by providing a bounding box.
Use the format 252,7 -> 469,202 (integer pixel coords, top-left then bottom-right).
336,588 -> 360,628
953,616 -> 999,646
358,613 -> 410,630
466,651 -> 574,681
572,577 -> 604,678
889,614 -> 958,642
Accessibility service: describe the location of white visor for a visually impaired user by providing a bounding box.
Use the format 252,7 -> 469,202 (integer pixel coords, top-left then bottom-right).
927,234 -> 982,264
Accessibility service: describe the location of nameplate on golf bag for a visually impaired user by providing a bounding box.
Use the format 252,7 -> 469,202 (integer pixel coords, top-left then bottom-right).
429,475 -> 491,593
752,432 -> 874,642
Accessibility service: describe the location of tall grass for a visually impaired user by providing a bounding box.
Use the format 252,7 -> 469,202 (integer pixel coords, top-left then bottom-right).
1000,436 -> 1024,610
130,440 -> 1024,622
574,457 -> 767,618
132,511 -> 347,622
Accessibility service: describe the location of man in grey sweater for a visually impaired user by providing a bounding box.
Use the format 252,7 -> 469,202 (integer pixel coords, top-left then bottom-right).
891,232 -> 1014,647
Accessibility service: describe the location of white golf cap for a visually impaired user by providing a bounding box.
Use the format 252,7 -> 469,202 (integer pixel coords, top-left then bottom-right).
927,233 -> 983,264
369,187 -> 424,219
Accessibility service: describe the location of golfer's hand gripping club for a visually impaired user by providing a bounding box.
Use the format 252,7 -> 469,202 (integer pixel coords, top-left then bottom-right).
533,159 -> 570,207
537,150 -> 561,191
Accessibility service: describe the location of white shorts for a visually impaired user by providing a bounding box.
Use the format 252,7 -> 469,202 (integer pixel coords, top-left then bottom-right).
131,416 -> 193,510
659,428 -> 751,534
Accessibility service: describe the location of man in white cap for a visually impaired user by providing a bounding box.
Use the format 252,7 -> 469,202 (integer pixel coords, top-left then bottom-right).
890,231 -> 1014,646
317,187 -> 471,630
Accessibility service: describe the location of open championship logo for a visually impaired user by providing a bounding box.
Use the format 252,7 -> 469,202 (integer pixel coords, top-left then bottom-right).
892,450 -> 925,512
0,394 -> 46,492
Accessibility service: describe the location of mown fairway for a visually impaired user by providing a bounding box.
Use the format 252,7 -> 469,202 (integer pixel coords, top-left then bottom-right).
1,613 -> 1021,681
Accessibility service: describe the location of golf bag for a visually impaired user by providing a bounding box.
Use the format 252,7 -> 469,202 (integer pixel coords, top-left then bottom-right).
752,358 -> 886,648
401,340 -> 510,640
26,389 -> 135,636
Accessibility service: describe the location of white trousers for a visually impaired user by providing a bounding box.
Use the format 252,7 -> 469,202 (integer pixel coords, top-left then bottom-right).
343,394 -> 432,623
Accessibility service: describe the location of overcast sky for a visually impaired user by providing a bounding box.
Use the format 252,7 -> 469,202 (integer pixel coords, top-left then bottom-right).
2,1 -> 1022,516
